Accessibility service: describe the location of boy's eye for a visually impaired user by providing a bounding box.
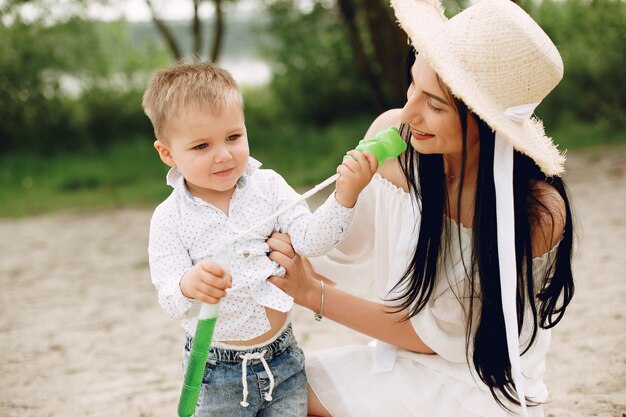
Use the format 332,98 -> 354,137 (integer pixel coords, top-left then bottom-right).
227,134 -> 240,142
194,143 -> 208,150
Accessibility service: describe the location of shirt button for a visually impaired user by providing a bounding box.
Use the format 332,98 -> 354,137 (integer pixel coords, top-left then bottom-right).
243,250 -> 251,258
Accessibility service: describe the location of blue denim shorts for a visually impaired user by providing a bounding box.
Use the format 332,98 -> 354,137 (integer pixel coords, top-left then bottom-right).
182,323 -> 307,417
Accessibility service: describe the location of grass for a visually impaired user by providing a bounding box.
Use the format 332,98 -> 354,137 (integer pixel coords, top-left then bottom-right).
548,117 -> 626,149
0,117 -> 373,218
0,138 -> 170,217
1,117 -> 623,218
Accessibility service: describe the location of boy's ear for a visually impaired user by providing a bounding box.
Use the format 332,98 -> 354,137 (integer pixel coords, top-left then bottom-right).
154,140 -> 176,168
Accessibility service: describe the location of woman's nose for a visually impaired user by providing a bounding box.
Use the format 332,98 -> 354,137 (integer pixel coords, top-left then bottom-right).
402,90 -> 422,124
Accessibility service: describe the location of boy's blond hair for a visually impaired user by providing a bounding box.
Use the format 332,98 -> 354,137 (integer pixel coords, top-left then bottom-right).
142,61 -> 243,142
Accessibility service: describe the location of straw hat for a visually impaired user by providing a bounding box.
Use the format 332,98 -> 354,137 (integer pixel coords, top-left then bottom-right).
391,0 -> 566,176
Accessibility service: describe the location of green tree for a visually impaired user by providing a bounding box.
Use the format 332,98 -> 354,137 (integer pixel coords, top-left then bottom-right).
144,0 -> 237,62
258,0 -> 473,124
261,1 -> 379,124
0,4 -> 169,154
523,0 -> 626,127
335,0 -> 408,111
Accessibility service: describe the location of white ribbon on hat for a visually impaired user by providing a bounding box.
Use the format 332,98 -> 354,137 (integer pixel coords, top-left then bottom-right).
504,103 -> 540,123
494,102 -> 539,416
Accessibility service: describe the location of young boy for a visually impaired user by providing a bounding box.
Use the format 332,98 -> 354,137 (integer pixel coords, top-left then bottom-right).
142,62 -> 377,416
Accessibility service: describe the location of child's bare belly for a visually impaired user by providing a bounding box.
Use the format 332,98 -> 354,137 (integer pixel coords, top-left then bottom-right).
221,307 -> 288,346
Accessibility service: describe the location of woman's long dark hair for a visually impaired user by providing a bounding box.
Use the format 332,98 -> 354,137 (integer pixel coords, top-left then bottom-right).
392,48 -> 575,410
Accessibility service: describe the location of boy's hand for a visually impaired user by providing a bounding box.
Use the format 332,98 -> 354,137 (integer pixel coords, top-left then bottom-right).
335,150 -> 378,208
180,260 -> 232,304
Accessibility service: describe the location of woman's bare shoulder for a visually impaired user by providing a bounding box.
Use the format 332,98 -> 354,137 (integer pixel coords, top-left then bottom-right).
364,109 -> 409,193
530,180 -> 566,257
363,109 -> 403,138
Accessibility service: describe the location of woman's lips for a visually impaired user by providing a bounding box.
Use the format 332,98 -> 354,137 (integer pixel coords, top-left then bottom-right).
410,127 -> 435,140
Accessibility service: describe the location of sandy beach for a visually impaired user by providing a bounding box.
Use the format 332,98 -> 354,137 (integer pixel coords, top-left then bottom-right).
1,143 -> 625,417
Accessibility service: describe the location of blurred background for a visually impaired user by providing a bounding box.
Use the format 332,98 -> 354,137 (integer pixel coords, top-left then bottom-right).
1,3 -> 625,416
1,0 -> 624,217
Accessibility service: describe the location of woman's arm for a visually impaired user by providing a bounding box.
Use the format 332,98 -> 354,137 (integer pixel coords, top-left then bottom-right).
267,233 -> 435,354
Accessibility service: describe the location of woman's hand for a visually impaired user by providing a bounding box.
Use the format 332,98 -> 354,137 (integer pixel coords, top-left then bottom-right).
266,233 -> 434,353
267,232 -> 324,308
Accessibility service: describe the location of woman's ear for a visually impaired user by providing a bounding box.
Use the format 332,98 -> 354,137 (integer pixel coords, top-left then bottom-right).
154,140 -> 176,168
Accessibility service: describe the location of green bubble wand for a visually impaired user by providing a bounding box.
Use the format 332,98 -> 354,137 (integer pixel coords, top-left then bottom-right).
177,126 -> 407,417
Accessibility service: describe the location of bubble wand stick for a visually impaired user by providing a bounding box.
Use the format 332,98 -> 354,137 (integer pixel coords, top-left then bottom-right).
177,126 -> 406,417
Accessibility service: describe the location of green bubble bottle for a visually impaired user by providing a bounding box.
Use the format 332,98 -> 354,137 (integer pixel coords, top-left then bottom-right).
345,126 -> 407,166
177,243 -> 232,417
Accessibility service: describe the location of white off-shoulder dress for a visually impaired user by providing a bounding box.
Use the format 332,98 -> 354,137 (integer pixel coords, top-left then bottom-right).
307,174 -> 558,417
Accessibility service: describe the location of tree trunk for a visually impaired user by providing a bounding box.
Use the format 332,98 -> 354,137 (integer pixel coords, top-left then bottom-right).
192,0 -> 202,57
209,0 -> 224,63
145,0 -> 182,61
336,0 -> 386,113
362,0 -> 410,108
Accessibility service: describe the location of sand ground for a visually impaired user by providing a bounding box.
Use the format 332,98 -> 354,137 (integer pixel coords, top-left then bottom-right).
1,144 -> 625,417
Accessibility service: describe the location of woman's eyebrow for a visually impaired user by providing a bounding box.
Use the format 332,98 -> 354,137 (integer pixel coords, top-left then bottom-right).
423,90 -> 451,106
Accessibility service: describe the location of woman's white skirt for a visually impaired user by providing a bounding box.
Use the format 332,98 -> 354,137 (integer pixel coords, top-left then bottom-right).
306,345 -> 544,417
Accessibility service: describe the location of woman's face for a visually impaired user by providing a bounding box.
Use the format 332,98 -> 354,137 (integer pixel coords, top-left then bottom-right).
401,55 -> 479,158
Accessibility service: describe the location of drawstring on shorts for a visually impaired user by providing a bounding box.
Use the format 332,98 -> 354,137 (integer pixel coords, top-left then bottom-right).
238,349 -> 275,407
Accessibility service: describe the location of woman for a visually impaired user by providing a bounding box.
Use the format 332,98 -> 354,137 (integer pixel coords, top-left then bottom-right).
268,0 -> 574,416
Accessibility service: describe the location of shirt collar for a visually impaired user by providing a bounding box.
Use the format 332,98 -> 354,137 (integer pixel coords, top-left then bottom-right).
165,156 -> 262,202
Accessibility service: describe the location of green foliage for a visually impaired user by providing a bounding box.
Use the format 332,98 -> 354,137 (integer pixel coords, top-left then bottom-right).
127,12 -> 267,60
1,0 -> 625,217
523,0 -> 626,129
247,117 -> 374,184
0,117 -> 373,217
243,84 -> 374,182
1,17 -> 80,153
78,88 -> 153,149
0,137 -> 169,217
260,1 -> 376,125
258,0 -> 625,146
0,15 -> 168,155
549,115 -> 626,149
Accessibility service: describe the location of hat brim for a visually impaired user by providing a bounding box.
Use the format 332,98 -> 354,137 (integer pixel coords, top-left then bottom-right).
392,0 -> 565,176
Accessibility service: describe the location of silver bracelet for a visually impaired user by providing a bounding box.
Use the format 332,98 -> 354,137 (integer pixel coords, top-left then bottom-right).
314,280 -> 325,321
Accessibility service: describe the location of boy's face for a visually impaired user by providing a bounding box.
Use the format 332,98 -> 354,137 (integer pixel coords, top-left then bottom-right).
154,106 -> 249,203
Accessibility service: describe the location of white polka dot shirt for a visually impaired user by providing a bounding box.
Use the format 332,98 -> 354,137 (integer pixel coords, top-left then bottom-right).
148,157 -> 354,341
